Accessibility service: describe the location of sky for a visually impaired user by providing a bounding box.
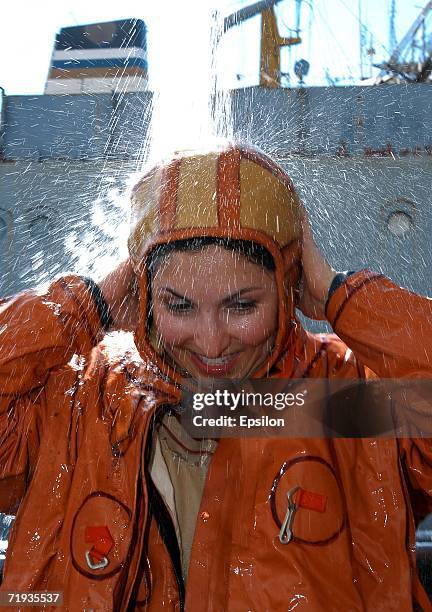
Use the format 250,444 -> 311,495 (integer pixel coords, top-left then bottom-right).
0,0 -> 428,95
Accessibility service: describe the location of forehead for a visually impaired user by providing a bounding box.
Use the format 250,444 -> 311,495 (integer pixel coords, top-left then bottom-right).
151,245 -> 275,293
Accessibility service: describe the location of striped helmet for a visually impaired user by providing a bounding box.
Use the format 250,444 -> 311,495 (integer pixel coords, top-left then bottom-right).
129,142 -> 303,378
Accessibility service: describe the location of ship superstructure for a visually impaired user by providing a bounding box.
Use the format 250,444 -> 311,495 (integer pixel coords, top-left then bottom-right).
45,18 -> 148,95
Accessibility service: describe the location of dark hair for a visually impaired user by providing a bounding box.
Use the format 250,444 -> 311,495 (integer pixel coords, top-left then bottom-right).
147,237 -> 275,277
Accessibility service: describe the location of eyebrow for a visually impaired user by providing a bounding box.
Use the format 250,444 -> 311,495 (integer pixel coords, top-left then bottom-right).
161,287 -> 191,301
159,286 -> 263,305
221,287 -> 262,304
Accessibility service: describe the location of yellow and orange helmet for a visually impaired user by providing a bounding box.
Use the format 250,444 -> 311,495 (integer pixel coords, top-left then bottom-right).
128,142 -> 303,379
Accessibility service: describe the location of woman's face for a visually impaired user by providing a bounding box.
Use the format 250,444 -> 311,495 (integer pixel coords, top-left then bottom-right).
151,245 -> 278,379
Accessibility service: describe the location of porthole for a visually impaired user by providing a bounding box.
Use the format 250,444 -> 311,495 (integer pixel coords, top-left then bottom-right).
387,210 -> 413,238
29,215 -> 49,234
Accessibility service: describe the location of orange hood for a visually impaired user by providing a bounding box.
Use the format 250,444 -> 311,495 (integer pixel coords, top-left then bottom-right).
128,142 -> 303,380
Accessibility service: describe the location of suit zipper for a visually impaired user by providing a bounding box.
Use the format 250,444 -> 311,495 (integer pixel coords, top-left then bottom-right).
144,406 -> 186,611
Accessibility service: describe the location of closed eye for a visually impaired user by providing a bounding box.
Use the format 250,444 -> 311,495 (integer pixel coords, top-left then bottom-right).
158,287 -> 195,315
165,300 -> 194,314
226,299 -> 257,313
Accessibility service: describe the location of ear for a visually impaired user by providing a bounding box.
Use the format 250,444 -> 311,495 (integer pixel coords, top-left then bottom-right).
281,239 -> 302,273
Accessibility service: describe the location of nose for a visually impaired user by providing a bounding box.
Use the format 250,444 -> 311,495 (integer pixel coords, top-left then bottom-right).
192,312 -> 230,358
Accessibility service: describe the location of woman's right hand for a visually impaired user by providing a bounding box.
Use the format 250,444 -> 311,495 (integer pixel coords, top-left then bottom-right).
98,259 -> 139,332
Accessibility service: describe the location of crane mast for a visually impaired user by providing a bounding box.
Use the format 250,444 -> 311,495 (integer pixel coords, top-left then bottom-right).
222,0 -> 302,88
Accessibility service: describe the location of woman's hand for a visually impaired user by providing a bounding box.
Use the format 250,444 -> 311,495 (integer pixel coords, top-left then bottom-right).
98,259 -> 139,332
298,214 -> 337,320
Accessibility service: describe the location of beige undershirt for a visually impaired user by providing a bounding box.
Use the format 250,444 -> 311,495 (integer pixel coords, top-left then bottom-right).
149,412 -> 218,582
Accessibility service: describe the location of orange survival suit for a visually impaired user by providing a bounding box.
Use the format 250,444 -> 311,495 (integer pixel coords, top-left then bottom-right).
1,144 -> 432,611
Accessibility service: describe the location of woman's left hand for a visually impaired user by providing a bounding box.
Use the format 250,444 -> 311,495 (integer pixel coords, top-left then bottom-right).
298,214 -> 336,320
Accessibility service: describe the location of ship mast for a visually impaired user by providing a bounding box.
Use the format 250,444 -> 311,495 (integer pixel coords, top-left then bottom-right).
375,0 -> 432,83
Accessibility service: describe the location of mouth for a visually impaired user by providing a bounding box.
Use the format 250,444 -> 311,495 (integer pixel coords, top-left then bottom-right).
189,351 -> 241,376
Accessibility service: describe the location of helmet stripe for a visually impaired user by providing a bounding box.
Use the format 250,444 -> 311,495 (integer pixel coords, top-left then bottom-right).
217,147 -> 241,230
159,159 -> 181,231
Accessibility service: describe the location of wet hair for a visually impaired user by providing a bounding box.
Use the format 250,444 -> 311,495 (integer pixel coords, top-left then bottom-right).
147,237 -> 275,278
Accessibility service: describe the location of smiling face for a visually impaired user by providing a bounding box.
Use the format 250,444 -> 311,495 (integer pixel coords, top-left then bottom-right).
150,244 -> 279,379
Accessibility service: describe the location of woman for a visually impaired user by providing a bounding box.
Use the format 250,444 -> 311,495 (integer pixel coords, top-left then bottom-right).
1,143 -> 432,610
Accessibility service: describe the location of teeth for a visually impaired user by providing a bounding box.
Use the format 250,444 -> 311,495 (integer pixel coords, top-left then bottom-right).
197,354 -> 236,365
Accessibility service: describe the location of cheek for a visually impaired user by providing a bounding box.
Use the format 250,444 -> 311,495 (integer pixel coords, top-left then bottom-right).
152,304 -> 192,346
228,306 -> 278,346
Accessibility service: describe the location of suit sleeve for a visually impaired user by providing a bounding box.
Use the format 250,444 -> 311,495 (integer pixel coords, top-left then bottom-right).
326,271 -> 432,521
325,270 -> 432,378
0,275 -> 104,513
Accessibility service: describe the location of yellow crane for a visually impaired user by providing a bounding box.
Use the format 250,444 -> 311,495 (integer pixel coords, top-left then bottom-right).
223,0 -> 301,88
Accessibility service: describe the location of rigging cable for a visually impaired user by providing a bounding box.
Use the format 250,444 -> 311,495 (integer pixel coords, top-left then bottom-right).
389,0 -> 397,52
334,0 -> 391,57
314,0 -> 356,83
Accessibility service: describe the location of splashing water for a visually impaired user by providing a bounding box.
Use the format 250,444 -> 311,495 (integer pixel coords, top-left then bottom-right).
65,2 -> 233,281
148,1 -> 232,161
